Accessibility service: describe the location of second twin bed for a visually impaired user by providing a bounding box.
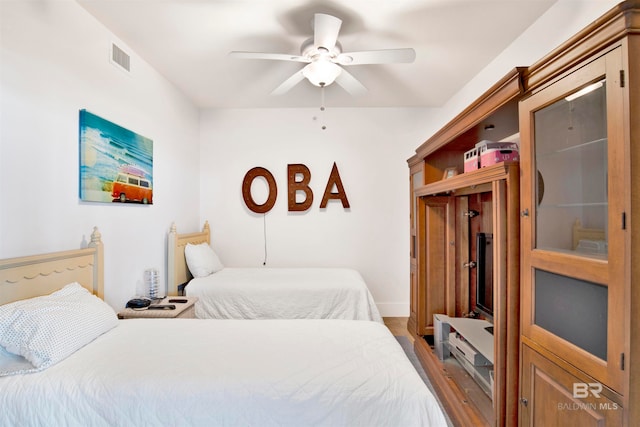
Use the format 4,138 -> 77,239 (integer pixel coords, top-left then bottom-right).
167,221 -> 383,322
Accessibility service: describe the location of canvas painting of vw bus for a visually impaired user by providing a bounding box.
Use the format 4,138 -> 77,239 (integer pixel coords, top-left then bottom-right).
79,110 -> 153,204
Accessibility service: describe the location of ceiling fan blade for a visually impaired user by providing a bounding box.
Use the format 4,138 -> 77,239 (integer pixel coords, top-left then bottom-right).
336,48 -> 416,65
229,51 -> 309,63
313,13 -> 342,50
334,67 -> 367,96
271,68 -> 306,95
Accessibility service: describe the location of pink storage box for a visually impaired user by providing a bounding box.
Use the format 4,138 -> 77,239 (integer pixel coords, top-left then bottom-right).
464,147 -> 480,173
477,141 -> 519,167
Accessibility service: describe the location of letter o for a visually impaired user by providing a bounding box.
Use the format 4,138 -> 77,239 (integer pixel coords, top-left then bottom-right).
242,167 -> 277,213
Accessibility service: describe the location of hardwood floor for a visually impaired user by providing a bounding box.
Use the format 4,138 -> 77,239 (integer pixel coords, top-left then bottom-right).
383,317 -> 415,343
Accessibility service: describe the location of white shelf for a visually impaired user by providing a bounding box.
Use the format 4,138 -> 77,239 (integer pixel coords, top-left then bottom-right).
538,137 -> 607,157
442,316 -> 494,364
436,315 -> 495,401
446,342 -> 494,399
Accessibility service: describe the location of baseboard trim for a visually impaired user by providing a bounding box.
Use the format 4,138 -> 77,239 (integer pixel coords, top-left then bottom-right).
377,302 -> 409,317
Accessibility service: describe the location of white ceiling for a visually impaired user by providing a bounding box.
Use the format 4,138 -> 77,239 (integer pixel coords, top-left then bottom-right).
77,0 -> 556,109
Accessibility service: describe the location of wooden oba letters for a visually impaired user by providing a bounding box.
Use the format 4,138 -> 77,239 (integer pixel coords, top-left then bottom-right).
242,162 -> 350,213
241,167 -> 277,214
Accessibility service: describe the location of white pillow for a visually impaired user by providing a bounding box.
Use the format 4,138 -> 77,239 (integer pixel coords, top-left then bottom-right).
185,242 -> 224,278
0,282 -> 118,376
0,346 -> 34,376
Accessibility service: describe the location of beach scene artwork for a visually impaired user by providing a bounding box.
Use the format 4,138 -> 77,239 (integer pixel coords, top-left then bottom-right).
79,109 -> 153,204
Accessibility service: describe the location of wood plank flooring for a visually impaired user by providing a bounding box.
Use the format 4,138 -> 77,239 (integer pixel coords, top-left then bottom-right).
383,317 -> 414,343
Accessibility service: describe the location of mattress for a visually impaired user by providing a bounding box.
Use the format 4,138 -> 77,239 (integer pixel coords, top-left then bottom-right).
0,319 -> 447,427
186,267 -> 383,322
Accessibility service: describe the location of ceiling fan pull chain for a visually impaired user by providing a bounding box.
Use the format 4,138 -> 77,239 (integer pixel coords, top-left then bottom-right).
319,84 -> 327,130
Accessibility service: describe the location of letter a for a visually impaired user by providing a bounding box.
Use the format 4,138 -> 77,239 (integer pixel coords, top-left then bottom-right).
320,162 -> 350,209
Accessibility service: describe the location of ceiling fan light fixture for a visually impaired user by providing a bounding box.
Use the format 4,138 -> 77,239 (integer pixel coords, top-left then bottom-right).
303,60 -> 342,87
301,38 -> 342,59
229,12 -> 414,95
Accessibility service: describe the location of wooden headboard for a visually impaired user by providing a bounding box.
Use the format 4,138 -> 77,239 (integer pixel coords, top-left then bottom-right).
167,221 -> 210,296
572,219 -> 606,250
0,227 -> 104,305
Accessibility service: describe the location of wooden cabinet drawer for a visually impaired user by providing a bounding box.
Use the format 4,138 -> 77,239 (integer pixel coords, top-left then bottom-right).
520,342 -> 623,427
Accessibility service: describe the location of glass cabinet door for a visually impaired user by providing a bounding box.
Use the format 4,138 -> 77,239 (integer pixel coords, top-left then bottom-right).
534,78 -> 607,257
520,48 -> 625,392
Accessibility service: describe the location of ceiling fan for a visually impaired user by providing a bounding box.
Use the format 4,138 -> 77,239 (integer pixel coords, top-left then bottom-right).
229,13 -> 416,96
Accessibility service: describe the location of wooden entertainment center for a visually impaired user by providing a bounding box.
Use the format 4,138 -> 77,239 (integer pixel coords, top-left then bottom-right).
407,2 -> 640,426
408,68 -> 522,427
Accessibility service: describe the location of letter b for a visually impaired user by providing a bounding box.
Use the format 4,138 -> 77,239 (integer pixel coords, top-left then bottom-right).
573,383 -> 590,398
287,164 -> 313,211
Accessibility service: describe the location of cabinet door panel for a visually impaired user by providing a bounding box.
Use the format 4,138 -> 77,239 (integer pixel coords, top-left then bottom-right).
520,344 -> 623,427
408,167 -> 424,335
416,196 -> 454,335
520,48 -> 625,391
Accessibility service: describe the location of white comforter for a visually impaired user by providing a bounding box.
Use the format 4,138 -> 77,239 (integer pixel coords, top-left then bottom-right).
0,319 -> 446,427
186,268 -> 383,322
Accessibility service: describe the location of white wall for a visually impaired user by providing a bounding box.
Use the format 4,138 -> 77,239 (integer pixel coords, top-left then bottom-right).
199,107 -> 436,315
198,0 -> 622,317
0,0 -> 201,308
1,0 -> 622,316
428,0 -> 621,134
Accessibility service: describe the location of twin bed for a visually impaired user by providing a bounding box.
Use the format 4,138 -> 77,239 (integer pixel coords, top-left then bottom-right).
168,221 -> 383,322
0,227 -> 447,426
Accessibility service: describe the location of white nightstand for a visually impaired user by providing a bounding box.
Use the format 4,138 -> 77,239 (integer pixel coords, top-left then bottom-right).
118,296 -> 198,319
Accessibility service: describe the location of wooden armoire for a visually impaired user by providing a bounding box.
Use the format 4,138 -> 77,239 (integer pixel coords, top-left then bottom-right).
408,2 -> 640,425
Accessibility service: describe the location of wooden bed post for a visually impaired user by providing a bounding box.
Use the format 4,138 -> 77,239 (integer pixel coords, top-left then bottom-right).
88,226 -> 104,300
167,221 -> 211,296
168,222 -> 178,296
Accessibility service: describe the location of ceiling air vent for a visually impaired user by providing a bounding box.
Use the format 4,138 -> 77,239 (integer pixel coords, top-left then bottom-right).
110,43 -> 131,72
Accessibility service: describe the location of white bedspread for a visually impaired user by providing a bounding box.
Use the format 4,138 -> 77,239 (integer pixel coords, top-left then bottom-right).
186,267 -> 383,322
0,319 -> 446,427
